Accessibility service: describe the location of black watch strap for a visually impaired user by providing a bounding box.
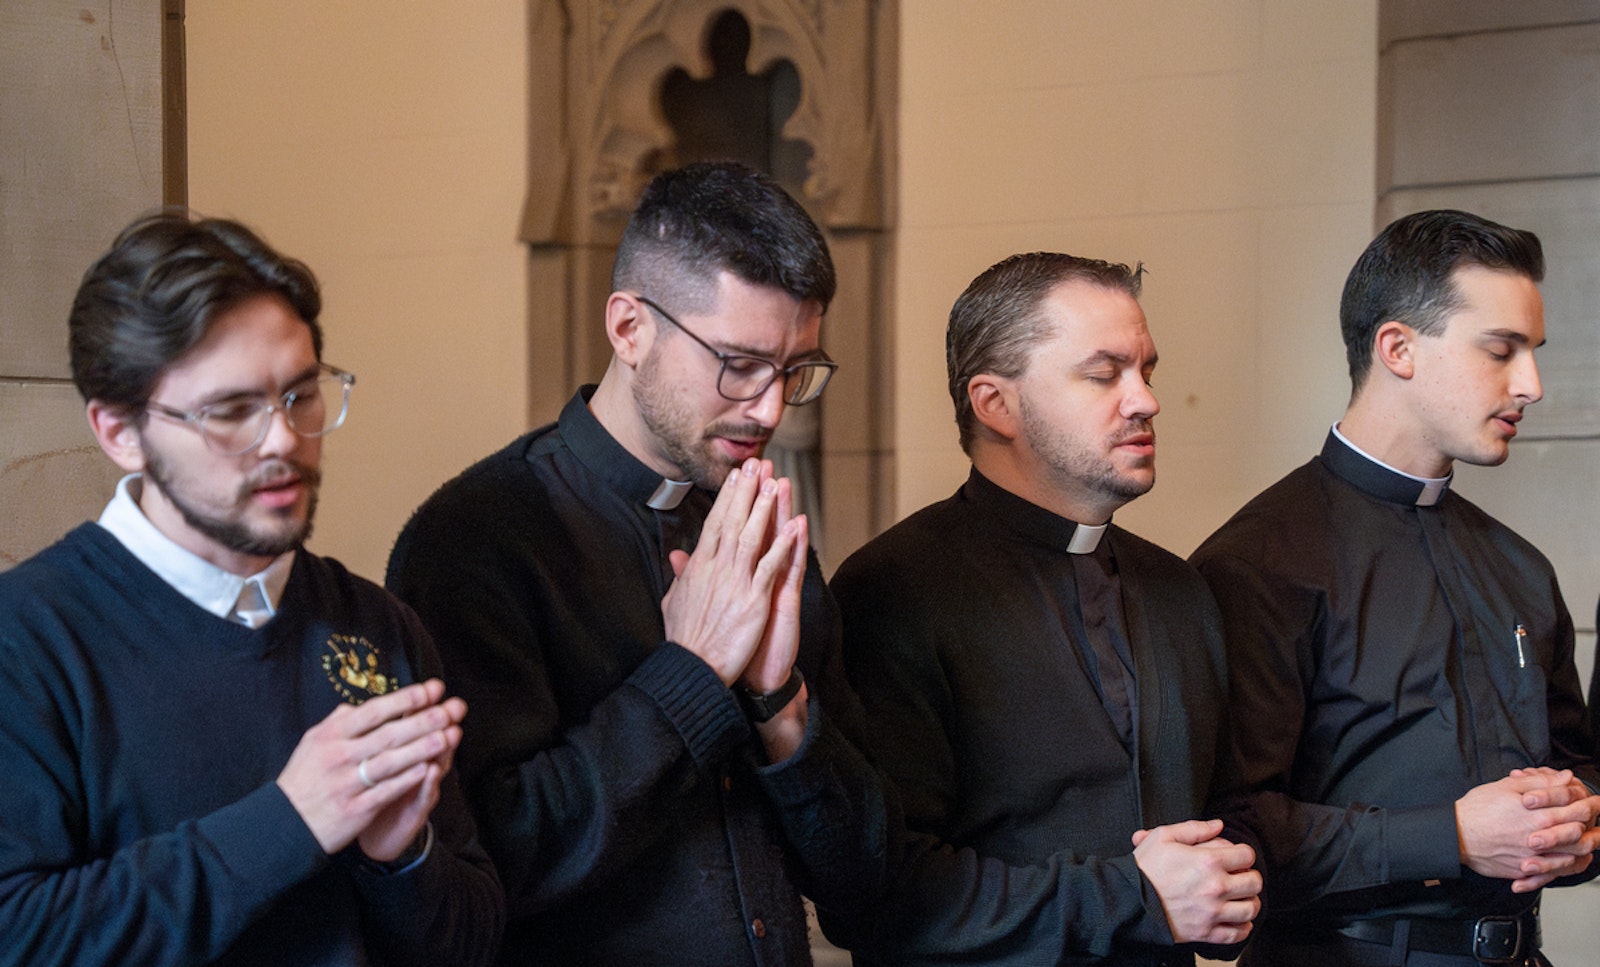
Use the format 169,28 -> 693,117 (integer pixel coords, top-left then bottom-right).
737,668 -> 805,723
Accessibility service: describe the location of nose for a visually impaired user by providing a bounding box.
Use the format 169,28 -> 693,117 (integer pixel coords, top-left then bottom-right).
1123,375 -> 1160,420
254,403 -> 301,458
744,376 -> 788,429
1515,353 -> 1544,405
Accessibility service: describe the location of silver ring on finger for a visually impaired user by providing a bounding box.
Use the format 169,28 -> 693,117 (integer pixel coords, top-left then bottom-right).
357,756 -> 378,789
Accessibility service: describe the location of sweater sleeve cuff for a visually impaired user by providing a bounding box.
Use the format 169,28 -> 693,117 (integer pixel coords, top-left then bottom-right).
1106,853 -> 1178,948
752,692 -> 827,802
195,782 -> 328,887
1387,802 -> 1462,882
627,641 -> 747,768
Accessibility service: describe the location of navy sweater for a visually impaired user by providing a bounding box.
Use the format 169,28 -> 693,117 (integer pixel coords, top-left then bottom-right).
0,524 -> 503,966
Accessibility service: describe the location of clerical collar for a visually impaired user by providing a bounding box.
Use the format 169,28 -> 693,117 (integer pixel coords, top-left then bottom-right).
97,473 -> 295,622
646,479 -> 694,511
1066,522 -> 1107,554
559,386 -> 699,510
963,468 -> 1108,554
1325,425 -> 1452,507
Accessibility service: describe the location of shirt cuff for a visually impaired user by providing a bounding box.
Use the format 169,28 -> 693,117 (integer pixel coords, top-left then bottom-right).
1387,802 -> 1464,882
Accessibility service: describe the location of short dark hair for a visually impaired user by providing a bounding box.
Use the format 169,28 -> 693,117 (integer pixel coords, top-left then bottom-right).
69,210 -> 322,409
947,252 -> 1143,454
1341,209 -> 1543,390
611,161 -> 835,314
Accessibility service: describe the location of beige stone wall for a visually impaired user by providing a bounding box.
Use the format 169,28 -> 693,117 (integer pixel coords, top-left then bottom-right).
184,3 -> 532,581
0,1 -> 167,569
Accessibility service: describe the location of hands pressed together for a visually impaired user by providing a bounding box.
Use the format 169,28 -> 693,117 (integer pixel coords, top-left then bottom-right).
661,459 -> 810,759
1457,766 -> 1600,892
277,678 -> 466,863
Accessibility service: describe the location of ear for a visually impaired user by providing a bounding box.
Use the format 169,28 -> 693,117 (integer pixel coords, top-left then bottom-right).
1373,320 -> 1417,380
968,374 -> 1022,442
604,292 -> 655,369
86,400 -> 149,473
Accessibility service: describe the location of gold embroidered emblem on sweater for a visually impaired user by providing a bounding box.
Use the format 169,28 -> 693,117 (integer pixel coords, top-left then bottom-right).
322,634 -> 396,703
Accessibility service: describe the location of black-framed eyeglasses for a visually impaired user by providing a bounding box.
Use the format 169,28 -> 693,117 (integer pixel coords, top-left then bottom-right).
144,363 -> 355,456
635,295 -> 837,406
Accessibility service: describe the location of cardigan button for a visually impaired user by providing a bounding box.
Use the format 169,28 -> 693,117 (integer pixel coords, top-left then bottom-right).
751,917 -> 766,939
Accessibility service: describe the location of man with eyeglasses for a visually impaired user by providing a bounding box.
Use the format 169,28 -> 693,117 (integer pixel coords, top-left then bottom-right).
387,161 -> 886,965
0,212 -> 503,965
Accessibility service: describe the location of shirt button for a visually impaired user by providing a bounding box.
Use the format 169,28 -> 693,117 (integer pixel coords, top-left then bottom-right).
751,918 -> 766,939
723,775 -> 733,792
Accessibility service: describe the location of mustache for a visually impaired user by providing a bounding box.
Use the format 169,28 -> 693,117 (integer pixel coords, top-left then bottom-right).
1110,420 -> 1155,445
238,459 -> 322,497
704,422 -> 773,442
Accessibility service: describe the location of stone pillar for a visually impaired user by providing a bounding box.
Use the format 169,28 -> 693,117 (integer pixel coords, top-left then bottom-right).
0,0 -> 184,569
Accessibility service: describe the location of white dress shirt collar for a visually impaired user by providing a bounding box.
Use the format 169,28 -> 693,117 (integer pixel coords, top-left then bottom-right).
97,473 -> 295,624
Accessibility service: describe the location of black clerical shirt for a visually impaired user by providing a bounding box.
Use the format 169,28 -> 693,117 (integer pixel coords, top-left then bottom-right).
1191,432 -> 1599,930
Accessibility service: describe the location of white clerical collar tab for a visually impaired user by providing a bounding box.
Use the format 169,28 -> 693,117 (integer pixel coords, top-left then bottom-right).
646,478 -> 694,510
1066,523 -> 1107,555
1415,478 -> 1448,507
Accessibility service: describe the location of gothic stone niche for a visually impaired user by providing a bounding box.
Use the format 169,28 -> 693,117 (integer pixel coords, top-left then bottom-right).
521,0 -> 895,565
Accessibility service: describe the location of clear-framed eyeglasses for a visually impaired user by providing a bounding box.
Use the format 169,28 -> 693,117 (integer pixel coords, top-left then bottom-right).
635,295 -> 837,406
143,363 -> 356,457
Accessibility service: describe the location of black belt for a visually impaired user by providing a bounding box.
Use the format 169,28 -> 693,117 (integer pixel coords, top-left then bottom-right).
1335,908 -> 1542,964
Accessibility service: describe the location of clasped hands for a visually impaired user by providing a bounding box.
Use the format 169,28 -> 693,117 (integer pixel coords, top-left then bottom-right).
660,459 -> 810,755
277,678 -> 465,864
1457,766 -> 1600,892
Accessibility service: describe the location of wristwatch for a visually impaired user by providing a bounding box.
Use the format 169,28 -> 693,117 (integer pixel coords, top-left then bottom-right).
737,668 -> 805,723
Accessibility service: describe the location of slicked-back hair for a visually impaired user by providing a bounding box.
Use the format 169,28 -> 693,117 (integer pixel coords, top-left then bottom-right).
69,210 -> 322,410
1341,209 -> 1544,391
947,252 -> 1144,454
611,161 -> 835,316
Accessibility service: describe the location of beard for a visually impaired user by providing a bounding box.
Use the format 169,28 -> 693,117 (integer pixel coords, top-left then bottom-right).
1020,398 -> 1154,508
143,447 -> 320,558
632,345 -> 771,489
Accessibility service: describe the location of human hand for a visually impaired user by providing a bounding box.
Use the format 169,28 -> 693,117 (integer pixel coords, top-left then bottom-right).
277,679 -> 465,858
1457,770 -> 1600,891
739,477 -> 807,696
1131,819 -> 1261,945
662,459 -> 802,686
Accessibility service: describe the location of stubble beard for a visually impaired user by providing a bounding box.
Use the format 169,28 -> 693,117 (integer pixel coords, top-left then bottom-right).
1021,399 -> 1154,509
143,446 -> 320,558
632,347 -> 771,490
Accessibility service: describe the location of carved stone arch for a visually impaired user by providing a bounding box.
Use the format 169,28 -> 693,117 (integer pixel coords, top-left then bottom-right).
522,0 -> 896,567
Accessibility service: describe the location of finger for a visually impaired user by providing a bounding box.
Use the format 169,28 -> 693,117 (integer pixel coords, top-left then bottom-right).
776,514 -> 807,605
1205,844 -> 1258,874
360,723 -> 457,787
1528,800 -> 1600,838
338,680 -> 443,737
1517,851 -> 1578,876
1204,922 -> 1254,946
1130,828 -> 1150,847
750,515 -> 801,597
733,477 -> 783,570
359,760 -> 432,804
667,548 -> 691,581
1512,871 -> 1561,893
698,460 -> 759,562
1523,783 -> 1592,810
1223,869 -> 1264,899
1219,894 -> 1263,921
1160,818 -> 1225,846
361,702 -> 458,760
